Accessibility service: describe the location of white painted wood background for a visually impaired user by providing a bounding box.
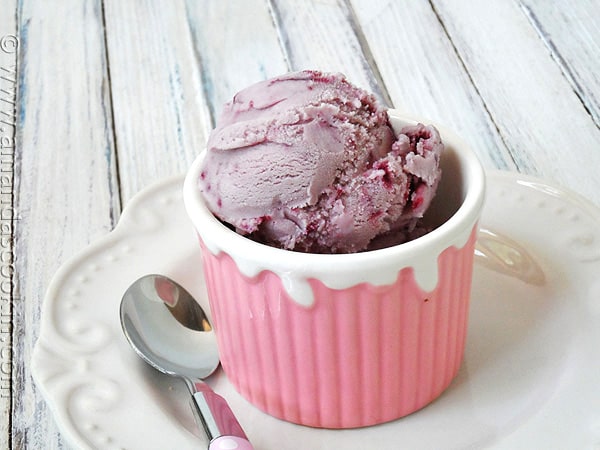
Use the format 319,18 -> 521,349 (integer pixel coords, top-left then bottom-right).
2,0 -> 600,448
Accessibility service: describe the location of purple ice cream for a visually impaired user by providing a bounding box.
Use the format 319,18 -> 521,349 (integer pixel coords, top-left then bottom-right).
199,70 -> 443,253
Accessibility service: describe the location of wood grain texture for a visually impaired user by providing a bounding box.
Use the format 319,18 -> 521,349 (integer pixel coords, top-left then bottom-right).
9,1 -> 600,449
432,0 -> 600,205
350,0 -> 515,171
185,0 -> 288,119
269,0 -> 391,103
0,2 -> 17,448
520,0 -> 600,128
103,0 -> 213,204
12,1 -> 118,448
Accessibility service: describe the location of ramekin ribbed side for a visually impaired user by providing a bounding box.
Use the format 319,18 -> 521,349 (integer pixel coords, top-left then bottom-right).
198,225 -> 477,428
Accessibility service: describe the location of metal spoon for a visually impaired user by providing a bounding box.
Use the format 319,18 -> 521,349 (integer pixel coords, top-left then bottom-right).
120,274 -> 254,450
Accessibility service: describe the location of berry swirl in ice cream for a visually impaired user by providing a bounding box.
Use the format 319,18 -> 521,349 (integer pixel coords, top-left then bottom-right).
199,70 -> 443,254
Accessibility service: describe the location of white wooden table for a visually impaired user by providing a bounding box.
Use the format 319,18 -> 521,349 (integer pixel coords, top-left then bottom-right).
2,1 -> 600,448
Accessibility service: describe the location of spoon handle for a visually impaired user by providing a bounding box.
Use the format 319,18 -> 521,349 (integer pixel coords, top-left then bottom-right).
209,436 -> 254,450
189,380 -> 254,450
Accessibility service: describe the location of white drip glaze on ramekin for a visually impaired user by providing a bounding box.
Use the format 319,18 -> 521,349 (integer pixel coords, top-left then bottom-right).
183,111 -> 486,307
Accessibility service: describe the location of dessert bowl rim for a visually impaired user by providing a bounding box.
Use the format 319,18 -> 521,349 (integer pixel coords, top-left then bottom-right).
183,110 -> 486,272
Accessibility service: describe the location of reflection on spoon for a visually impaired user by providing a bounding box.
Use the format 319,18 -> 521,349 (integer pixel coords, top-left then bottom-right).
121,275 -> 254,450
475,228 -> 545,286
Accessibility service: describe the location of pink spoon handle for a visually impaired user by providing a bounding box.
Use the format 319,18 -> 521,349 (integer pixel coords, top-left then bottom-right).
190,381 -> 254,450
209,435 -> 254,450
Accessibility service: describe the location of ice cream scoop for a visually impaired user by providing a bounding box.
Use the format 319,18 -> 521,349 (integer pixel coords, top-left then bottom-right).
199,70 -> 443,253
120,274 -> 253,450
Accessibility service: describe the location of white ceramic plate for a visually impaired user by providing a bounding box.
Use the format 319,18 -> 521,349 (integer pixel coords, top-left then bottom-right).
32,172 -> 600,450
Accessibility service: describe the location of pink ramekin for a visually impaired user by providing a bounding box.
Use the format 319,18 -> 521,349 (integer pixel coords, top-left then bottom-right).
183,110 -> 486,429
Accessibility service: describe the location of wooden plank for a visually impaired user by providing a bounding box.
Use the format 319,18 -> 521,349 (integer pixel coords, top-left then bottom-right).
0,1 -> 18,448
267,0 -> 514,170
12,0 -> 119,448
184,0 -> 289,118
102,0 -> 214,204
268,0 -> 390,103
350,0 -> 515,171
431,0 -> 600,205
519,0 -> 600,128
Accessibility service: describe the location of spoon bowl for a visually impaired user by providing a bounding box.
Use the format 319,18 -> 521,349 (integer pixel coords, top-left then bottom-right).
120,274 -> 218,380
120,274 -> 253,450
